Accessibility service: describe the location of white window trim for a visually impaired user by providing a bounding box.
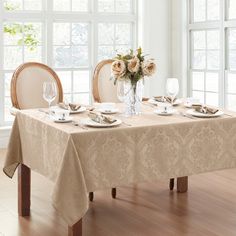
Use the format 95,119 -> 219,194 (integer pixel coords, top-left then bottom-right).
0,0 -> 139,127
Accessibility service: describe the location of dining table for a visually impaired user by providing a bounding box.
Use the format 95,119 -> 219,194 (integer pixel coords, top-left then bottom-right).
3,102 -> 236,236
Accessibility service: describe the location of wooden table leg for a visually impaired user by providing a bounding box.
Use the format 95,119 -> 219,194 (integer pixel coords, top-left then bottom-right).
18,164 -> 31,216
68,219 -> 82,236
169,178 -> 175,190
177,176 -> 188,193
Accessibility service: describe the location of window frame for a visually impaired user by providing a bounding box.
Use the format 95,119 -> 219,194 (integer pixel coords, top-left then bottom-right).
0,0 -> 138,126
188,0 -> 236,109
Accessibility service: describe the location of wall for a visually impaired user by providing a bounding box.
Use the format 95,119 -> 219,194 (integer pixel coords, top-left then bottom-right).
141,0 -> 171,97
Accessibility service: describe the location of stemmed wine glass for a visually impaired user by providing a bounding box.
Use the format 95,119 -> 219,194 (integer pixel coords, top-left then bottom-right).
43,81 -> 57,110
166,78 -> 179,104
117,80 -> 125,102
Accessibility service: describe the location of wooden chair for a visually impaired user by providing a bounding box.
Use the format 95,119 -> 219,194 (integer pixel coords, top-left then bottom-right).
92,60 -> 176,201
11,62 -> 63,110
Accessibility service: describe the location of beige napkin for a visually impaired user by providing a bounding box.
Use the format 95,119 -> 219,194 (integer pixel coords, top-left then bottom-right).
192,104 -> 219,114
154,96 -> 177,103
58,103 -> 81,111
88,111 -> 117,124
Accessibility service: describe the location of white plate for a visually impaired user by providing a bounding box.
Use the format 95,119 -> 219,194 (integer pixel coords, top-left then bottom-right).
52,117 -> 73,123
154,109 -> 176,116
69,106 -> 86,114
149,98 -> 182,106
186,109 -> 224,118
81,118 -> 122,128
97,108 -> 119,114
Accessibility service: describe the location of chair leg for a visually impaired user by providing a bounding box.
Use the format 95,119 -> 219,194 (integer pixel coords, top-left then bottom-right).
89,192 -> 94,202
111,188 -> 116,199
169,178 -> 174,190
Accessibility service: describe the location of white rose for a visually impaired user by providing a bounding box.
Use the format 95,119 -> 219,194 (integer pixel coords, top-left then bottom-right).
111,60 -> 126,78
142,60 -> 156,76
127,57 -> 140,73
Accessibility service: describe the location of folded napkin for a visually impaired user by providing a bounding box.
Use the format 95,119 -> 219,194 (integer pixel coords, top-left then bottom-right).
192,104 -> 219,114
154,96 -> 177,103
88,111 -> 117,124
58,103 -> 81,111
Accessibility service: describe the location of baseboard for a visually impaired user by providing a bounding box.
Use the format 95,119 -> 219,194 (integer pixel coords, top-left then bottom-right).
0,127 -> 11,149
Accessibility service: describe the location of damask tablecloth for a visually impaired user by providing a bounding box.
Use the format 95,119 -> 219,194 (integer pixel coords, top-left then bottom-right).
3,105 -> 236,226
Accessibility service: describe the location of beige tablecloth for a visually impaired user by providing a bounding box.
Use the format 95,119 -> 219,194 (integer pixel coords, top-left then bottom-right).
3,105 -> 236,226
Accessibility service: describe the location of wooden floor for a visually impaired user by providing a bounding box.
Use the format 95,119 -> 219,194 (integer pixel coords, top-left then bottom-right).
1,149 -> 236,236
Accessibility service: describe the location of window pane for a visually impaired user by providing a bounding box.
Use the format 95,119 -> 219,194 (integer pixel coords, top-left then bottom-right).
73,71 -> 90,93
98,0 -> 131,13
192,72 -> 204,90
4,46 -> 22,70
72,0 -> 88,12
4,0 -> 22,11
192,91 -> 204,103
206,72 -> 218,92
229,51 -> 236,70
207,0 -> 219,21
206,92 -> 218,106
227,73 -> 236,94
24,0 -> 42,10
116,24 -> 131,45
54,23 -> 70,45
72,23 -> 88,45
229,29 -> 236,50
207,31 -> 219,49
98,46 -> 114,61
53,0 -> 70,11
193,0 -> 206,22
98,0 -> 115,12
73,93 -> 90,104
193,31 -> 206,50
193,51 -> 206,69
229,0 -> 236,20
98,23 -> 115,45
56,71 -> 72,93
72,46 -> 88,67
4,73 -> 12,97
4,97 -> 14,122
227,95 -> 236,111
207,50 -> 219,70
54,46 -> 72,68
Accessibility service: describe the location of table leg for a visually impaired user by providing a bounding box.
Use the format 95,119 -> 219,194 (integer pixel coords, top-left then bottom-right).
169,178 -> 175,190
177,176 -> 188,193
68,219 -> 82,236
18,164 -> 31,216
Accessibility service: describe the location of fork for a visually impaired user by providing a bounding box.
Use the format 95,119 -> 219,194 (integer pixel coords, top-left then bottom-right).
179,111 -> 196,120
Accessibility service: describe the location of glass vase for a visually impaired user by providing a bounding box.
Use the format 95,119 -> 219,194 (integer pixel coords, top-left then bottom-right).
123,79 -> 143,116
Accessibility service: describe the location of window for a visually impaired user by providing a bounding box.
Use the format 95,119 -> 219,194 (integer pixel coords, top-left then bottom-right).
188,0 -> 236,110
0,0 -> 137,126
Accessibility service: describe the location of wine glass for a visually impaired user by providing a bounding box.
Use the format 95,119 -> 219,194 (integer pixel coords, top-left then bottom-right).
117,80 -> 125,102
43,81 -> 57,110
166,78 -> 179,104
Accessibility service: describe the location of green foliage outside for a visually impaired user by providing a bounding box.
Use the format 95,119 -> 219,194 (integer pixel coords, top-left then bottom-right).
3,2 -> 39,51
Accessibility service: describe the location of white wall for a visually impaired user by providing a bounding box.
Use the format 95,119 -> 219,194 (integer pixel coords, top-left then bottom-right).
141,0 -> 187,97
141,0 -> 171,97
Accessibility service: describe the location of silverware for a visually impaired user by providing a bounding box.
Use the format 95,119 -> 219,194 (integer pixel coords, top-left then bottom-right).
179,111 -> 196,119
121,121 -> 132,127
72,121 -> 88,130
224,113 -> 234,117
87,107 -> 95,111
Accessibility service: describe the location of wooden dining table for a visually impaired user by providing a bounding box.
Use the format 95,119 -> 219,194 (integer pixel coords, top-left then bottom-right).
3,103 -> 236,236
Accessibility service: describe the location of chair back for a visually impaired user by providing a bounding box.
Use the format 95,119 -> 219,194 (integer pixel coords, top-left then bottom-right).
11,62 -> 63,109
93,59 -> 120,103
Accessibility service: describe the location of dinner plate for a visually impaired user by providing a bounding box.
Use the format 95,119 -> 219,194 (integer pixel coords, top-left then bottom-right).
52,117 -> 73,123
97,108 -> 119,114
81,118 -> 122,128
53,106 -> 87,114
154,109 -> 176,116
148,98 -> 182,106
186,109 -> 224,118
69,106 -> 87,114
